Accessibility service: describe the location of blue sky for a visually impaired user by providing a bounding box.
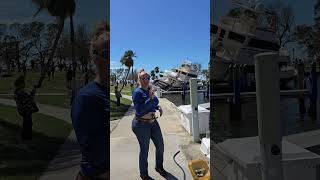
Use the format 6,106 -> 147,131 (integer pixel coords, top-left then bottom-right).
212,0 -> 315,58
0,0 -> 109,32
110,0 -> 210,73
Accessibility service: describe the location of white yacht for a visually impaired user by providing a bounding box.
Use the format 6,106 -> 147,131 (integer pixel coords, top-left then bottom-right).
153,61 -> 200,90
212,0 -> 296,87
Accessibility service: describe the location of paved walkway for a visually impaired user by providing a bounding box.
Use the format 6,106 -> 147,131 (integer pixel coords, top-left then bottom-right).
0,98 -> 81,180
110,95 -> 198,180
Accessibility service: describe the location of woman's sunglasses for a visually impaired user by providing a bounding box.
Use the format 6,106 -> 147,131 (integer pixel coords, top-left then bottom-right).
93,49 -> 109,60
139,77 -> 150,81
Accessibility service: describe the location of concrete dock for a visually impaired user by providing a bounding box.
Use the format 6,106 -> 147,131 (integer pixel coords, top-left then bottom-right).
211,129 -> 320,180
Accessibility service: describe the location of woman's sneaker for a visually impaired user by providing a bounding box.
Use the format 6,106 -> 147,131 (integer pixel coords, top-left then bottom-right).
155,167 -> 168,177
140,175 -> 154,180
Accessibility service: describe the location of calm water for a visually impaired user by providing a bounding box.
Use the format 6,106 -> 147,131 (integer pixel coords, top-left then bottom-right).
212,78 -> 320,143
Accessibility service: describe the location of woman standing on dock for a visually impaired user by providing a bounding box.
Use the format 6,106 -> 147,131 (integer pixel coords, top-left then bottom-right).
132,69 -> 167,180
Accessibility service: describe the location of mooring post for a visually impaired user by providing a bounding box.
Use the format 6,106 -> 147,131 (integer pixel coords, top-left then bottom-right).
202,82 -> 206,98
182,81 -> 186,102
233,64 -> 241,121
228,63 -> 234,121
228,63 -> 234,91
297,61 -> 306,115
309,61 -> 318,117
207,81 -> 210,99
255,52 -> 283,180
156,86 -> 162,98
190,78 -> 200,143
239,64 -> 243,92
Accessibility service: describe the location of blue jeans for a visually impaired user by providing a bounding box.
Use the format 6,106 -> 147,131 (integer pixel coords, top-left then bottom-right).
132,119 -> 164,177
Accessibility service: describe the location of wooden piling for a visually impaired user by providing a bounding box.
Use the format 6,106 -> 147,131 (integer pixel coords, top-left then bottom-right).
232,64 -> 241,121
297,61 -> 306,115
243,64 -> 248,92
228,63 -> 234,91
181,81 -> 186,104
309,61 -> 318,117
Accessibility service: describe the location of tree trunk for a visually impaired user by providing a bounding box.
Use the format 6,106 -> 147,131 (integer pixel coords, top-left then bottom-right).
70,15 -> 77,104
120,67 -> 131,92
36,18 -> 65,88
5,44 -> 10,74
132,65 -> 134,82
70,15 -> 76,90
16,43 -> 20,72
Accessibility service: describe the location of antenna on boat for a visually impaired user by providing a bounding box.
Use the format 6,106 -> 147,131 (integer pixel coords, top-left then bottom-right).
228,0 -> 276,31
228,0 -> 273,14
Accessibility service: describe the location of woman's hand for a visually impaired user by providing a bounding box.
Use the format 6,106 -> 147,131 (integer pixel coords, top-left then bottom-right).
149,88 -> 155,99
158,106 -> 163,117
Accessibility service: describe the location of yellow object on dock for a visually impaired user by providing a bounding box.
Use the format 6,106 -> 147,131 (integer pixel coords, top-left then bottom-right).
188,159 -> 210,180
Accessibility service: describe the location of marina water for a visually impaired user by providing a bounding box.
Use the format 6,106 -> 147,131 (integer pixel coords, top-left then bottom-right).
212,78 -> 320,143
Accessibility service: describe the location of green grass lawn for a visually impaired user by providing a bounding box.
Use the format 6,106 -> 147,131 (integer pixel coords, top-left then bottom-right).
34,95 -> 70,108
110,84 -> 134,96
0,72 -> 84,94
0,95 -> 70,109
0,105 -> 72,180
1,73 -> 133,120
0,93 -> 132,121
110,95 -> 132,121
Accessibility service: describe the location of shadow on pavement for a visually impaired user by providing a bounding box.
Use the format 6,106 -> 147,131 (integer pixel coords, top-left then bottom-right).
0,120 -> 76,176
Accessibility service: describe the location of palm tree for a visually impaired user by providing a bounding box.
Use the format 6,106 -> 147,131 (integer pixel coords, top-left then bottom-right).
150,70 -> 156,80
119,50 -> 136,92
159,71 -> 164,78
154,66 -> 159,79
201,69 -> 209,82
155,66 -> 159,74
32,0 -> 76,89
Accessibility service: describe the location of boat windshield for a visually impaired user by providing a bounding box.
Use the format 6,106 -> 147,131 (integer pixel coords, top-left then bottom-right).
228,31 -> 246,43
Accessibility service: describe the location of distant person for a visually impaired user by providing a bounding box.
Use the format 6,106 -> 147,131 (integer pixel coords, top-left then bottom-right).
75,62 -> 78,71
40,61 -> 45,74
132,69 -> 166,180
63,62 -> 67,71
72,21 -> 109,180
30,60 -> 35,71
14,75 -> 39,141
47,68 -> 52,81
51,64 -> 56,78
66,66 -> 73,89
83,71 -> 89,86
22,63 -> 27,76
59,62 -> 63,72
130,82 -> 134,92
